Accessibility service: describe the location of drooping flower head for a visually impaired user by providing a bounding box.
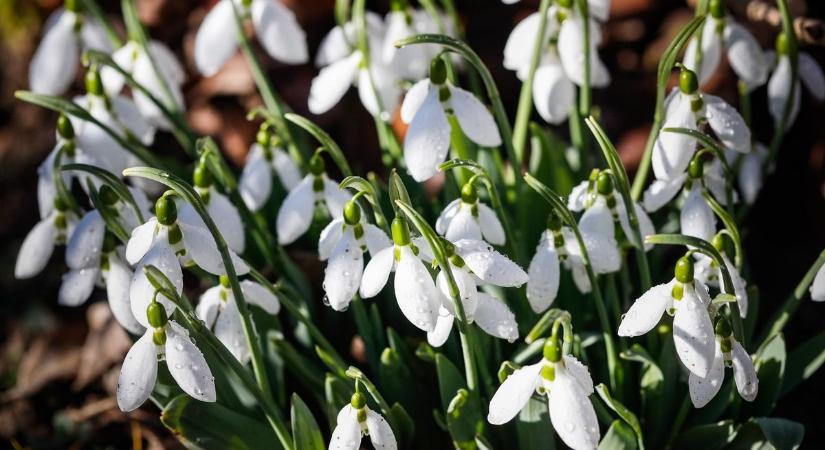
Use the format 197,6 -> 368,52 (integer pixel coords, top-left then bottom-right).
239,124 -> 302,212
330,392 -> 397,450
766,32 -> 825,129
436,182 -> 505,245
178,160 -> 245,253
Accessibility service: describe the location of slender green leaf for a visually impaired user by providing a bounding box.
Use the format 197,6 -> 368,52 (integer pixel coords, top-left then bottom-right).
595,384 -> 644,450
285,113 -> 352,177
781,331 -> 825,395
290,394 -> 325,450
599,420 -> 637,450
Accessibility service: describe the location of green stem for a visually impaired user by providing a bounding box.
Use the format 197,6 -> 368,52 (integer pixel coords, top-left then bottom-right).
78,0 -> 122,48
575,0 -> 592,119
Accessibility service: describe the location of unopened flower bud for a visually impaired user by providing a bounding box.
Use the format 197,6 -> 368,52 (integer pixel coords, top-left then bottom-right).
709,0 -> 725,19
596,172 -> 614,196
775,32 -> 789,55
674,256 -> 694,283
688,158 -> 704,179
429,58 -> 447,85
193,164 -> 213,188
57,114 -> 75,140
460,182 -> 478,204
350,392 -> 366,409
308,153 -> 325,176
256,126 -> 271,148
219,275 -> 230,288
542,335 -> 561,363
85,68 -> 104,96
679,67 -> 699,95
344,200 -> 361,225
147,301 -> 168,329
155,196 -> 177,226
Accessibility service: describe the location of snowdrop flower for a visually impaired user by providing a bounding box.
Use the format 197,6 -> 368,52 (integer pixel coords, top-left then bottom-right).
644,154 -> 731,213
652,68 -> 749,181
276,154 -> 351,245
689,317 -> 758,407
126,196 -> 249,329
735,142 -> 768,205
28,0 -> 112,96
178,163 -> 245,253
196,276 -> 280,363
503,0 -> 610,124
359,217 -> 442,332
320,201 -> 391,311
567,175 -> 622,275
239,125 -> 302,211
682,0 -> 768,91
400,58 -> 502,181
427,239 -> 522,347
309,12 -> 400,118
330,392 -> 396,450
810,261 -> 825,302
436,183 -> 505,245
101,40 -> 185,129
15,197 -> 78,280
619,257 -> 717,378
694,235 -> 748,318
117,299 -> 215,411
194,0 -> 308,76
488,337 -> 600,450
382,4 -> 451,80
766,33 -> 825,129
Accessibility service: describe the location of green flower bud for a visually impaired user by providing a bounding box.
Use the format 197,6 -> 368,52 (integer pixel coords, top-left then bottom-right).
709,0 -> 725,19
391,217 -> 411,246
460,183 -> 478,204
547,212 -> 562,232
53,196 -> 68,212
679,67 -> 699,94
557,0 -> 573,8
61,140 -> 76,158
429,57 -> 447,85
219,275 -> 230,288
147,301 -> 168,328
153,328 -> 167,346
155,196 -> 177,226
350,392 -> 366,409
66,0 -> 79,12
344,200 -> 361,225
674,256 -> 694,283
542,336 -> 561,363
99,185 -> 119,206
776,32 -> 788,55
715,316 -> 733,338
597,172 -> 614,196
688,158 -> 704,179
256,127 -> 271,148
389,0 -> 407,11
308,153 -> 325,176
540,364 -> 556,382
194,164 -> 213,188
712,233 -> 726,252
85,68 -> 104,96
57,114 -> 75,140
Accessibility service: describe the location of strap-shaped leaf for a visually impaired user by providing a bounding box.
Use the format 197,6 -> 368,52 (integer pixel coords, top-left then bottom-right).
291,394 -> 325,450
285,113 -> 352,177
595,384 -> 645,450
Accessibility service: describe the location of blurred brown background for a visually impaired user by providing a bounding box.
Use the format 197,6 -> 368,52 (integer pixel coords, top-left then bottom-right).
0,0 -> 823,448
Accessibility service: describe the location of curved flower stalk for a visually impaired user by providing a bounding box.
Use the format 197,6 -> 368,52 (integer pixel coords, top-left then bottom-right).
503,0 -> 610,124
651,67 -> 749,182
197,275 -> 280,363
239,124 -> 302,212
100,40 -> 185,129
427,239 -> 523,347
126,195 -> 249,329
308,12 -> 399,117
400,58 -> 502,181
194,0 -> 308,77
436,182 -> 505,245
688,316 -> 757,408
330,392 -> 397,450
382,2 -> 453,80
695,234 -> 749,318
619,256 -> 717,378
360,217 -> 441,332
178,162 -> 245,253
766,34 -> 825,130
682,0 -> 768,92
29,0 -> 112,96
320,200 -> 391,311
276,153 -> 351,245
488,334 -> 600,450
117,298 -> 215,411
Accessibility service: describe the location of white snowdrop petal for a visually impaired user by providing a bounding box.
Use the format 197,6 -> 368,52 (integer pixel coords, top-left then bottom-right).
130,241 -> 182,328
101,44 -> 132,96
767,56 -> 798,128
487,362 -> 542,425
548,367 -> 600,450
578,202 -> 621,274
810,264 -> 825,302
214,297 -> 249,363
357,65 -> 401,118
315,24 -> 351,67
642,175 -> 686,212
478,204 -> 506,246
394,246 -> 439,332
58,267 -> 99,306
436,267 -> 478,318
618,283 -> 672,337
194,0 -> 238,76
15,217 -> 56,279
400,79 -> 431,123
445,208 -> 483,243
731,340 -> 759,401
166,321 -> 216,402
673,290 -> 716,378
277,176 -> 315,245
126,219 -> 157,265
65,210 -> 105,269
180,222 -> 249,276
568,181 -> 590,212
196,286 -> 224,329
272,148 -> 302,190
318,219 -> 344,261
106,254 -> 145,335
449,85 -> 502,147
721,256 -> 749,318
436,199 -> 461,235
323,178 -> 352,219
455,239 -> 528,287
688,342 -> 725,408
724,22 -> 768,90
652,98 -> 697,180
366,409 -> 398,450
738,148 -> 764,205
251,0 -> 308,64
79,16 -> 112,52
308,52 -> 361,115
563,355 -> 595,395
474,293 -> 518,343
427,312 -> 455,347
588,0 -> 611,22
533,62 -> 575,125
404,88 -> 451,181
116,330 -> 158,411
241,280 -> 280,315
110,95 -> 156,146
239,148 -> 273,211
684,20 -> 721,86
799,52 -> 825,101
681,187 -> 716,242
323,232 -> 363,311
360,246 -> 395,299
527,238 -> 560,313
329,405 -> 361,450
570,261 -> 592,294
503,12 -> 541,73
364,224 -> 392,256
703,94 -> 751,153
29,10 -> 78,96
207,190 -> 246,253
